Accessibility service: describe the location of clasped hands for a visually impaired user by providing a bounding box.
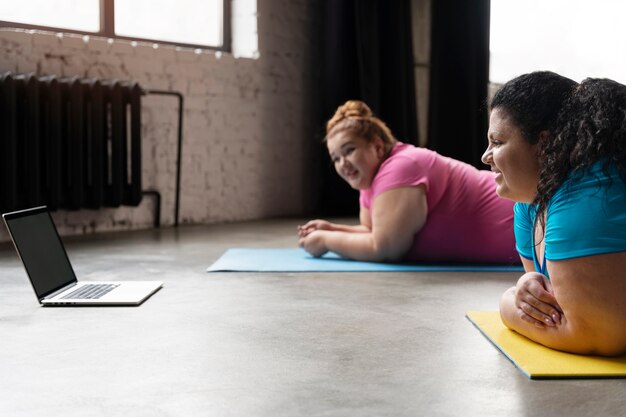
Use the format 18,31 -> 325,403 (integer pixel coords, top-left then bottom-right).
512,271 -> 563,328
297,220 -> 331,257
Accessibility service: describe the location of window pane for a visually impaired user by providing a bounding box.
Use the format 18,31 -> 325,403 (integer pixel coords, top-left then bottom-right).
490,0 -> 626,84
0,0 -> 99,32
115,0 -> 223,47
232,0 -> 258,58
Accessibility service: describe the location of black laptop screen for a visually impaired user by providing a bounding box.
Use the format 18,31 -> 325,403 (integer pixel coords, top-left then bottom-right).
4,208 -> 76,298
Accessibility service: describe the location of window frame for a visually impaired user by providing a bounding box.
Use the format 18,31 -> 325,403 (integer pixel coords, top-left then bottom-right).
0,0 -> 231,52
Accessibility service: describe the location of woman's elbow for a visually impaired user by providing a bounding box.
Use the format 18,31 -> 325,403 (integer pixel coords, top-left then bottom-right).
590,344 -> 626,357
554,305 -> 626,356
372,242 -> 408,262
576,329 -> 626,357
543,318 -> 626,357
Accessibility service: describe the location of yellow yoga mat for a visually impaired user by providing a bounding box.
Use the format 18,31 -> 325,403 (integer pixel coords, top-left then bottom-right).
466,310 -> 626,379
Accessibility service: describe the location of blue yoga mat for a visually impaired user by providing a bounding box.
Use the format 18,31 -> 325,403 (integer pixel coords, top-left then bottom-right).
206,248 -> 524,272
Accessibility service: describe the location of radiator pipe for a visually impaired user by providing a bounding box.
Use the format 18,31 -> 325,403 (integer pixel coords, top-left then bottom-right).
142,89 -> 184,227
141,190 -> 161,228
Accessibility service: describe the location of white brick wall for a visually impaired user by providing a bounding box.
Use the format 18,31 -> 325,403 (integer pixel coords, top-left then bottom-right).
0,0 -> 319,241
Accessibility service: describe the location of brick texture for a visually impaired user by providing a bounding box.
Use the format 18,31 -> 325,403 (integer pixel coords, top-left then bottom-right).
0,0 -> 320,241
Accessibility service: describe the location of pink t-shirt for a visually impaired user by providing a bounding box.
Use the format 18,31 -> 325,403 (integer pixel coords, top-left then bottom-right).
359,142 -> 517,263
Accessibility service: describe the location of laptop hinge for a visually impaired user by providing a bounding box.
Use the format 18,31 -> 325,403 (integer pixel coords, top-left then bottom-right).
42,282 -> 79,301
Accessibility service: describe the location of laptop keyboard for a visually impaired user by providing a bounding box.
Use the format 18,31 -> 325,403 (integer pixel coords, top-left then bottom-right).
61,283 -> 120,299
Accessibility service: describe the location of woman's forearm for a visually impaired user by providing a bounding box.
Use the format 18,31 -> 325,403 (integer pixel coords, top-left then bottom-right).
322,230 -> 404,262
303,187 -> 427,262
499,287 -> 575,351
329,223 -> 371,233
499,286 -> 612,355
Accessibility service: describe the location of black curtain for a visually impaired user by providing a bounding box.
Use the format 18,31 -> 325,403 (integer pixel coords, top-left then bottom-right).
317,0 -> 418,216
428,0 -> 491,168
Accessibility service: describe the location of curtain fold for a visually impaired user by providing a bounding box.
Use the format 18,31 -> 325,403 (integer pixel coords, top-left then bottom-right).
428,0 -> 491,168
317,0 -> 418,216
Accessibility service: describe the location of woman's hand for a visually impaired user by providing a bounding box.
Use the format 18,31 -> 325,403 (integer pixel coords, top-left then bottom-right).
513,272 -> 563,327
297,219 -> 334,238
298,231 -> 329,258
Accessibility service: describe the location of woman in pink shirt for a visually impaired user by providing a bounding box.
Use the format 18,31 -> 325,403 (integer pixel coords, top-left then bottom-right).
297,100 -> 516,263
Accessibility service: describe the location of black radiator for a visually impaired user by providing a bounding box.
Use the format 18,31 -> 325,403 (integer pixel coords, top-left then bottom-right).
0,72 -> 142,213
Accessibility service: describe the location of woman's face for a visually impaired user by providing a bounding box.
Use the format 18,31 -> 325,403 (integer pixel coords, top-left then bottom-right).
482,107 -> 541,203
326,131 -> 384,190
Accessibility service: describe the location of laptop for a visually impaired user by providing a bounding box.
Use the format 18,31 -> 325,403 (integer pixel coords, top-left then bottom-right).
2,206 -> 163,306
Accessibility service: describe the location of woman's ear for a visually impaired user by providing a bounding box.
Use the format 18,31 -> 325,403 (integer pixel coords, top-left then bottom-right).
536,130 -> 551,155
538,130 -> 551,144
373,136 -> 385,158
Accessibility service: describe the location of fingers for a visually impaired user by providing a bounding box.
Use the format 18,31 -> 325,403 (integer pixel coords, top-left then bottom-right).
298,232 -> 327,258
518,300 -> 556,327
515,274 -> 563,326
298,236 -> 316,257
517,292 -> 561,326
526,278 -> 557,305
297,220 -> 323,237
526,280 -> 562,324
297,219 -> 333,234
517,305 -> 548,328
297,224 -> 314,237
541,277 -> 563,314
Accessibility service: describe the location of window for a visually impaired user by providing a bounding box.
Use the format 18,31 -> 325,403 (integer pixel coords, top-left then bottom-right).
490,0 -> 626,84
0,0 -> 99,32
231,0 -> 258,59
0,0 -> 230,51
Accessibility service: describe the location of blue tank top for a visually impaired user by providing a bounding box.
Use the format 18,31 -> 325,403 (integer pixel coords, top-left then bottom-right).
514,162 -> 626,276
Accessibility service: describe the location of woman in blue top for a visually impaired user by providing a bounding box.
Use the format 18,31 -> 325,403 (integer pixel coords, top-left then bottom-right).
482,72 -> 626,356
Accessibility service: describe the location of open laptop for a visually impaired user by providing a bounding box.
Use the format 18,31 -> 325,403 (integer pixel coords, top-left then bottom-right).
2,206 -> 162,306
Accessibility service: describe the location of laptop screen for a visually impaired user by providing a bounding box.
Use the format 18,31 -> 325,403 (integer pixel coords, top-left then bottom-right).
3,207 -> 76,299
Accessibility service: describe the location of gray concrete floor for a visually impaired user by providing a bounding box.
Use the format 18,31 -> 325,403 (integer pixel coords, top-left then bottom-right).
0,218 -> 624,417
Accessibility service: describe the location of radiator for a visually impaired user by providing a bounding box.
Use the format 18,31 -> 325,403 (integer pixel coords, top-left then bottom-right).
0,72 -> 142,213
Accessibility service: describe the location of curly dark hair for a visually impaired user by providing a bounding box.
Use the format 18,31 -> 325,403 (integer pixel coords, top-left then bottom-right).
490,71 -> 578,232
492,73 -> 626,237
535,78 -> 626,219
491,71 -> 578,145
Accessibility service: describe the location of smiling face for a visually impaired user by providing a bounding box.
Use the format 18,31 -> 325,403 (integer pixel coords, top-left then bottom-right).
482,107 -> 541,203
326,131 -> 385,190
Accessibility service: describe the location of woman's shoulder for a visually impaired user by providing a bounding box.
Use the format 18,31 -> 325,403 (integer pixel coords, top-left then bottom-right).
369,143 -> 437,196
384,142 -> 441,170
389,141 -> 434,158
546,161 -> 626,260
553,161 -> 626,202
